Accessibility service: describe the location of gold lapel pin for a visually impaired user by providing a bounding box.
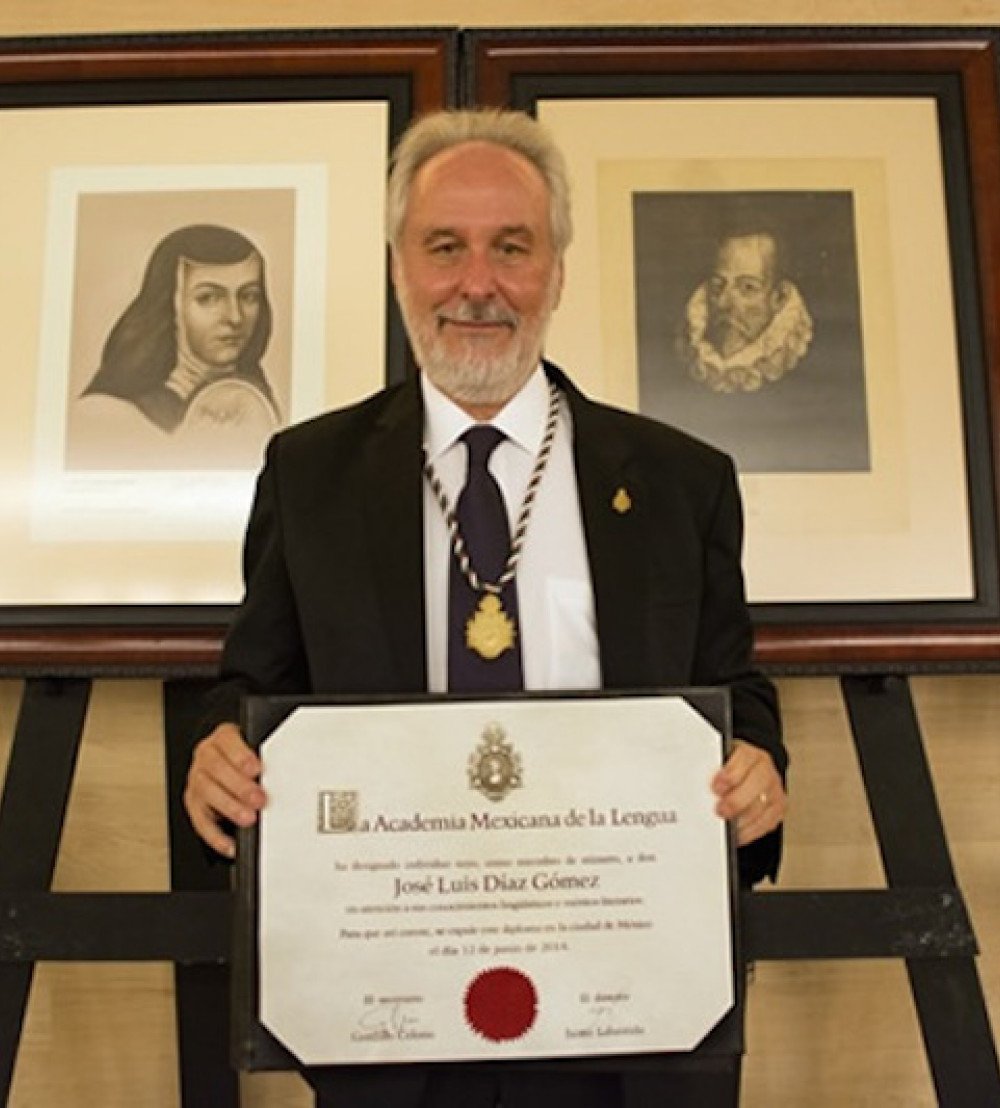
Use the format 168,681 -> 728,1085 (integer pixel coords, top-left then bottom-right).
612,487 -> 632,514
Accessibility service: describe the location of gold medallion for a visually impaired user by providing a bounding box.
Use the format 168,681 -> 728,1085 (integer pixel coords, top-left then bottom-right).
466,594 -> 516,660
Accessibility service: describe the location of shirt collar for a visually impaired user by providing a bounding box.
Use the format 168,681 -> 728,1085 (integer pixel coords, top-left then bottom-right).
420,366 -> 549,462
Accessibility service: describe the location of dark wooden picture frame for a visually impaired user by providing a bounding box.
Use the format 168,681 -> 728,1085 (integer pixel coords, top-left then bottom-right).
467,27 -> 1000,671
0,30 -> 454,670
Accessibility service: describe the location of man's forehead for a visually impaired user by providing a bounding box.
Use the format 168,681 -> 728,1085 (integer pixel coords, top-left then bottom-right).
416,139 -> 543,183
406,141 -> 550,223
715,233 -> 776,273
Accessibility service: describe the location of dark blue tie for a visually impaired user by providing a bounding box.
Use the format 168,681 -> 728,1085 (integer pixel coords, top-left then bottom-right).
448,426 -> 524,692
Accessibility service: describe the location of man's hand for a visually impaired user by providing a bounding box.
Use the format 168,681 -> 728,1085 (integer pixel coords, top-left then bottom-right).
184,722 -> 266,858
711,739 -> 786,847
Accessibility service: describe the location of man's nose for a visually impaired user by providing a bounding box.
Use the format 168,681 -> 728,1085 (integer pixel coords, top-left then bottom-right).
457,250 -> 498,300
714,282 -> 735,310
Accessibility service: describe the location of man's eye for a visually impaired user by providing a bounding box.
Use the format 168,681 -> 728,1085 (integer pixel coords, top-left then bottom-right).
429,241 -> 460,256
498,242 -> 528,257
737,279 -> 764,296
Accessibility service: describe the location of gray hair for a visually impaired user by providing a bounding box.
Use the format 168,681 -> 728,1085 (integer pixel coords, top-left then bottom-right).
386,109 -> 572,254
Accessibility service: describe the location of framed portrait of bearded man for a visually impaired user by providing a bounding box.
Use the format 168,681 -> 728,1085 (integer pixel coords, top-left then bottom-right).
469,27 -> 1000,670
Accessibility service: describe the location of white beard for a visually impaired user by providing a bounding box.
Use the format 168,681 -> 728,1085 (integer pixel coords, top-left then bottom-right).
395,271 -> 561,408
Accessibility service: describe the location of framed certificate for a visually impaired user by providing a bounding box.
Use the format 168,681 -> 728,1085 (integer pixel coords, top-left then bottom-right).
233,689 -> 742,1073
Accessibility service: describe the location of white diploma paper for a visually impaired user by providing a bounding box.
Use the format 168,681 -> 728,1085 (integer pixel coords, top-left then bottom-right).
258,696 -> 734,1065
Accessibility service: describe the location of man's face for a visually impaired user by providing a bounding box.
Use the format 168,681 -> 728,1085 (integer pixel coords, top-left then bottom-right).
705,234 -> 780,358
177,253 -> 263,370
391,141 -> 563,415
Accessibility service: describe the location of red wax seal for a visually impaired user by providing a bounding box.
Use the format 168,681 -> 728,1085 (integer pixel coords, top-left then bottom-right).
464,966 -> 538,1042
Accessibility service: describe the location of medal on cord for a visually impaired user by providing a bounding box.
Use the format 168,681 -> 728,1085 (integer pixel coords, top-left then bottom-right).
423,380 -> 560,661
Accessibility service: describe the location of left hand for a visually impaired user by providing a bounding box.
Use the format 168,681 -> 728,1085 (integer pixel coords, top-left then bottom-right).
711,739 -> 786,846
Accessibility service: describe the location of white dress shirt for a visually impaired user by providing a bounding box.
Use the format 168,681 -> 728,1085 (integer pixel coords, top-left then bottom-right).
421,367 -> 601,693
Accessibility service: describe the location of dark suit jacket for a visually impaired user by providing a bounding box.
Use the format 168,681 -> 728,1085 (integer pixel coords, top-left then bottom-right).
200,363 -> 785,885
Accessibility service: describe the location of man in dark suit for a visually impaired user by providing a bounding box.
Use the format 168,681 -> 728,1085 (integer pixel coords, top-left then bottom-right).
185,108 -> 786,1107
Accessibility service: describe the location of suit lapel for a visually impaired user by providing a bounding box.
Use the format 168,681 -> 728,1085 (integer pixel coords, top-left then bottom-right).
556,368 -> 658,689
355,367 -> 657,693
360,379 -> 428,692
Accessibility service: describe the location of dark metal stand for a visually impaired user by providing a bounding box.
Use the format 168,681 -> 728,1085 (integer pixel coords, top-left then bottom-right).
842,675 -> 1000,1105
0,679 -> 90,1100
164,678 -> 240,1108
0,673 -> 996,1105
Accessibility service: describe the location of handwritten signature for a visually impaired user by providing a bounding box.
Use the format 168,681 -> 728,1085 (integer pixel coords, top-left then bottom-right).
354,1000 -> 423,1040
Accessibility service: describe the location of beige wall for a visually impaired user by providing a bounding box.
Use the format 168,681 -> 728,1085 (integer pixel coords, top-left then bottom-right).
2,2 -> 999,1105
4,0 -> 1000,35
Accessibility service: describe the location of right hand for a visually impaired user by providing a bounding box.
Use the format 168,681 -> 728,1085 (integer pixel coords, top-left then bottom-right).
183,722 -> 266,858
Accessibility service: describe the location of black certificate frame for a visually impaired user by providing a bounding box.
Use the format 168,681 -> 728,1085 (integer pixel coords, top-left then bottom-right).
0,29 -> 454,670
232,687 -> 742,1078
466,26 -> 1000,672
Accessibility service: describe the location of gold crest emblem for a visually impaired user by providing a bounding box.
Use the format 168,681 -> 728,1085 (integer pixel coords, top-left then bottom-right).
466,594 -> 516,660
612,487 -> 632,514
469,723 -> 523,803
